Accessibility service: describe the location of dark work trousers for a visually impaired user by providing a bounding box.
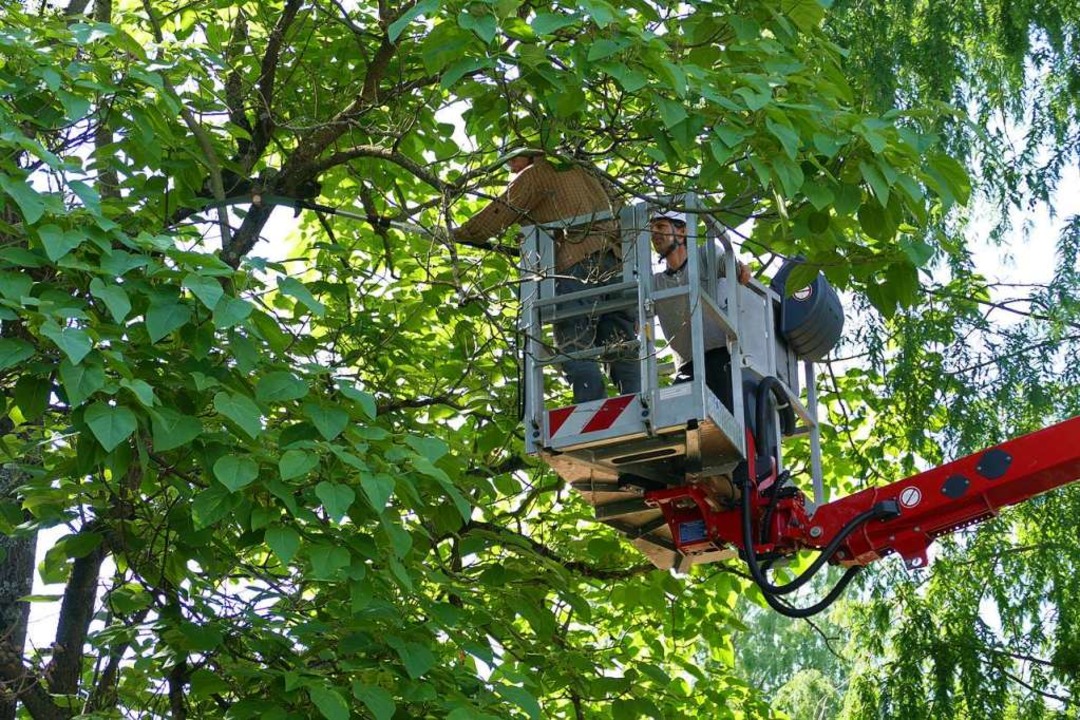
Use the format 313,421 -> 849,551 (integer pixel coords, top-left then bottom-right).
552,252 -> 641,403
675,347 -> 733,413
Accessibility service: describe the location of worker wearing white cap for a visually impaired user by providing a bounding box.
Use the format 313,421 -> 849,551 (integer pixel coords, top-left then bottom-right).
650,209 -> 750,411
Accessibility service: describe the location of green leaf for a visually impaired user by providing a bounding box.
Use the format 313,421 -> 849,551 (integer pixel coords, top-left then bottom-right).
38,224 -> 82,261
213,455 -> 260,492
531,11 -> 578,35
360,473 -> 395,512
309,544 -> 350,579
68,179 -> 101,216
457,10 -> 496,43
212,296 -> 252,329
279,449 -> 319,480
175,621 -> 223,652
83,402 -> 137,451
352,684 -> 396,720
587,39 -> 620,62
496,685 -> 542,720
89,278 -> 132,322
782,264 -> 820,297
277,276 -> 326,317
0,339 -> 35,371
41,321 -> 92,365
388,0 -> 439,42
606,64 -> 647,92
802,180 -> 835,211
405,435 -> 449,463
335,381 -> 377,419
782,0 -> 825,30
857,201 -> 890,241
926,152 -> 972,207
658,60 -> 688,97
382,517 -> 413,557
0,175 -> 45,224
150,408 -> 203,451
213,391 -> 262,438
182,273 -> 224,310
14,375 -> 50,420
309,685 -> 350,720
0,271 -> 32,300
120,379 -> 156,407
900,238 -> 936,267
265,525 -> 301,564
257,372 -> 309,404
766,117 -> 800,159
440,57 -> 487,89
62,531 -> 103,559
146,301 -> 192,343
316,482 -> 356,522
388,637 -> 436,679
58,358 -> 104,406
192,484 -> 237,529
655,97 -> 688,130
859,160 -> 890,206
771,156 -> 805,196
303,403 -> 349,440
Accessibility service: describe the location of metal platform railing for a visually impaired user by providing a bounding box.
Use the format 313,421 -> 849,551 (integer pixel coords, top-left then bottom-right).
518,194 -> 827,569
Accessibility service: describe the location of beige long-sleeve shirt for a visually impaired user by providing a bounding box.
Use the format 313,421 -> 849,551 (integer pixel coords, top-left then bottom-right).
453,157 -> 619,271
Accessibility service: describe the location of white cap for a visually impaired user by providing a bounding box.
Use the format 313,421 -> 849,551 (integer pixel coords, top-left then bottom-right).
650,209 -> 687,225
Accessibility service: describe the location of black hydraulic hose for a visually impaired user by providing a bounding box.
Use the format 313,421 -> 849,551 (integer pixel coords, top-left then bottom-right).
758,566 -> 864,619
753,377 -> 796,479
742,477 -> 893,596
755,377 -> 796,440
739,467 -> 900,616
759,470 -> 790,545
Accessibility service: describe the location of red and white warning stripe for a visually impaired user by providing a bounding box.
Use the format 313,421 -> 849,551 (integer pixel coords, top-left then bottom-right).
547,395 -> 636,440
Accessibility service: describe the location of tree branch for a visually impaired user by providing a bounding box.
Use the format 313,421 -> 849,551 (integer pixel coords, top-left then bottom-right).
63,0 -> 91,17
250,0 -> 303,161
308,144 -> 447,191
929,287 -> 1080,331
45,542 -> 107,696
168,659 -> 188,720
140,0 -> 233,250
464,521 -> 655,580
0,643 -> 68,720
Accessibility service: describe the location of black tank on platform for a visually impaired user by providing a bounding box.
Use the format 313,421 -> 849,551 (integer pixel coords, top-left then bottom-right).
770,259 -> 844,362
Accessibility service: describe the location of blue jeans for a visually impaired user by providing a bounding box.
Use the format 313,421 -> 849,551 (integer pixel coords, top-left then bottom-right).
552,253 -> 641,402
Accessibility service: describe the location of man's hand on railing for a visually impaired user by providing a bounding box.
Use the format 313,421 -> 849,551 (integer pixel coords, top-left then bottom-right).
737,261 -> 751,286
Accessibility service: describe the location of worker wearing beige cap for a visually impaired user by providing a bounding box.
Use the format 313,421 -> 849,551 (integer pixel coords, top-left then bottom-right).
454,149 -> 640,402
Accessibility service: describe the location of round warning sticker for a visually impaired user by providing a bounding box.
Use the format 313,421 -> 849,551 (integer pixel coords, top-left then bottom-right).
793,286 -> 813,301
899,486 -> 922,508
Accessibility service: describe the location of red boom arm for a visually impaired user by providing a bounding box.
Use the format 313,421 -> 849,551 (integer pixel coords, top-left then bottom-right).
647,416 -> 1080,572
810,415 -> 1080,568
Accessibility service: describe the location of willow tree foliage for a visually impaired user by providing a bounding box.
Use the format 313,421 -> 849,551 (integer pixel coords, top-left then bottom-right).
0,0 -> 1063,718
764,2 -> 1080,718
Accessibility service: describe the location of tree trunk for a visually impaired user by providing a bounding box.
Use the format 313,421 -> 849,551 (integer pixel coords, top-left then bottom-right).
0,464 -> 37,720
